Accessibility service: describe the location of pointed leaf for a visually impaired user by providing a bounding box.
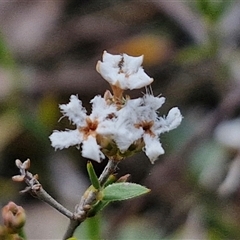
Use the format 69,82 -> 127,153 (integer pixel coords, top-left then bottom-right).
87,161 -> 100,190
102,182 -> 150,201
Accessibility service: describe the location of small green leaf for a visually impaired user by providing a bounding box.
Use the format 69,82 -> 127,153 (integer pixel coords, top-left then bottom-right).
102,182 -> 150,201
87,161 -> 100,190
86,215 -> 101,240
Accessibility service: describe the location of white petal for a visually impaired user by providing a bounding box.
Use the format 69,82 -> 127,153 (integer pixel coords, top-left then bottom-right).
143,134 -> 164,163
49,129 -> 82,150
60,95 -> 87,126
102,50 -> 122,67
122,54 -> 143,74
166,107 -> 183,130
143,94 -> 165,110
126,68 -> 153,90
90,95 -> 117,119
117,99 -> 139,122
97,101 -> 143,152
114,127 -> 143,152
96,61 -> 119,85
81,136 -> 105,162
154,108 -> 182,135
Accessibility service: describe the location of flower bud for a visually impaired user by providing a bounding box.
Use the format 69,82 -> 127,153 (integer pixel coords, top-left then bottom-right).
15,159 -> 22,168
117,174 -> 131,183
22,159 -> 30,170
2,202 -> 26,233
12,175 -> 25,182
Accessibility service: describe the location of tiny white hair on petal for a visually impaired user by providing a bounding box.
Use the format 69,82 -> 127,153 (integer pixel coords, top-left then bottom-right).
81,135 -> 105,162
134,95 -> 164,121
97,99 -> 143,152
90,95 -> 117,120
49,129 -> 82,150
118,98 -> 141,123
60,95 -> 87,126
154,108 -> 182,135
114,126 -> 143,152
143,134 -> 165,164
143,94 -> 165,111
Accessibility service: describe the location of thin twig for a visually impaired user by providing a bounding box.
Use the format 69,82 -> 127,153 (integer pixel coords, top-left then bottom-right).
13,158 -> 119,239
13,159 -> 74,219
63,158 -> 119,240
30,186 -> 74,219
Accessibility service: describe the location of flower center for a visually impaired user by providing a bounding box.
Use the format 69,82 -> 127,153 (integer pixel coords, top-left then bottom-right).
79,117 -> 99,140
135,121 -> 155,137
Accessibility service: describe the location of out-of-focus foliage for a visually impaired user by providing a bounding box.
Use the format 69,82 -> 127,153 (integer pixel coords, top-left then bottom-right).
1,0 -> 240,239
195,0 -> 230,23
0,35 -> 15,68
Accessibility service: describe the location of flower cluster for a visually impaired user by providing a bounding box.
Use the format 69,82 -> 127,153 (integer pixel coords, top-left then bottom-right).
49,51 -> 182,163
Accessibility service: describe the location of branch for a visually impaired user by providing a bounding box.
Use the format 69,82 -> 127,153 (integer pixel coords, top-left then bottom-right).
99,158 -> 119,185
63,158 -> 119,240
12,159 -> 73,219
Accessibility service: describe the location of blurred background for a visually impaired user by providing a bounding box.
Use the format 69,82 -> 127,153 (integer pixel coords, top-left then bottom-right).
1,0 -> 240,239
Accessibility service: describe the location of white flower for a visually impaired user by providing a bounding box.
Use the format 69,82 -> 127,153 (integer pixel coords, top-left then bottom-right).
131,95 -> 183,163
49,95 -> 115,162
101,93 -> 182,163
96,51 -> 153,90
